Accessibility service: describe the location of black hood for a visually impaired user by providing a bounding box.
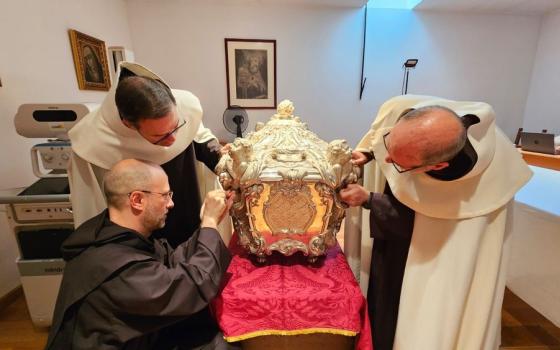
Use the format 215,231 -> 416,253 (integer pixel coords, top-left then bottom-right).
46,210 -> 162,350
62,209 -> 154,261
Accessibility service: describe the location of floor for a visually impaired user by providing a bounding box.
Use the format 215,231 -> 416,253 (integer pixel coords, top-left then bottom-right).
0,293 -> 47,350
0,288 -> 558,349
501,289 -> 560,350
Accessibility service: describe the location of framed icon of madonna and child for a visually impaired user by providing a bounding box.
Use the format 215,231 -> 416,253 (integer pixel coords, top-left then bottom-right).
69,29 -> 111,91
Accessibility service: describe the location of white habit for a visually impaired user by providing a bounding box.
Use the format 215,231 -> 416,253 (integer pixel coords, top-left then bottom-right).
355,95 -> 532,350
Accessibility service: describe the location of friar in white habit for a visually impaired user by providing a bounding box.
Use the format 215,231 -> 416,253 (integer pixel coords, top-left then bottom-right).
68,62 -> 226,248
341,95 -> 532,350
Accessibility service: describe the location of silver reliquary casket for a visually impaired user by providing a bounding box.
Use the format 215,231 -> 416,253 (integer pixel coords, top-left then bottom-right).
216,100 -> 360,262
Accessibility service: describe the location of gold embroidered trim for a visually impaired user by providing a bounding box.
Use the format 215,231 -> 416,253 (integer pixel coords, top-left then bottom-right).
224,328 -> 358,342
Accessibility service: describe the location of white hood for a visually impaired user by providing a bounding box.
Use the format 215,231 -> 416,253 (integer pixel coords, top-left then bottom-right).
356,95 -> 532,219
69,62 -> 213,169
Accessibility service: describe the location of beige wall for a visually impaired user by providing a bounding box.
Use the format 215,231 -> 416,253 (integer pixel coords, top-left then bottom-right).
523,8 -> 560,135
126,1 -> 541,145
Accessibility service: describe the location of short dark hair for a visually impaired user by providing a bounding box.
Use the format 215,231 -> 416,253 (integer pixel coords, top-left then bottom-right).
115,76 -> 176,126
400,105 -> 467,164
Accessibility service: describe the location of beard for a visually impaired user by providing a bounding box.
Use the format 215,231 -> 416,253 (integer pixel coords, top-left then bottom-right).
143,205 -> 167,232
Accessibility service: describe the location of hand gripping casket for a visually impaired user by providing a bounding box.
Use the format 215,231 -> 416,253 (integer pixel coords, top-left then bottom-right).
216,100 -> 360,262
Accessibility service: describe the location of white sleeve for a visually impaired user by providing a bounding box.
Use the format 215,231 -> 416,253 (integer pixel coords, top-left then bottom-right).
68,152 -> 107,228
194,121 -> 218,143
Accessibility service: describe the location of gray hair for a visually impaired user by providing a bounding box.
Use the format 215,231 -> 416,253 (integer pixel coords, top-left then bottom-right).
400,105 -> 467,165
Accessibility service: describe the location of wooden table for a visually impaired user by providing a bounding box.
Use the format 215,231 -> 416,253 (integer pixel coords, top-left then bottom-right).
519,149 -> 560,171
241,333 -> 355,350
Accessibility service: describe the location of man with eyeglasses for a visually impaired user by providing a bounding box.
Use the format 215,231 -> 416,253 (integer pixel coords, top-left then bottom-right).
68,62 -> 226,249
340,95 -> 532,350
46,159 -> 239,350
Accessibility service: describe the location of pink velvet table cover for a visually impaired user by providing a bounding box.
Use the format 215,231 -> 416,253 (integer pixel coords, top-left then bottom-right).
212,234 -> 372,350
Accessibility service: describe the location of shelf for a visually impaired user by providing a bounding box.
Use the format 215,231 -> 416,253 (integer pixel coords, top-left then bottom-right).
519,149 -> 560,171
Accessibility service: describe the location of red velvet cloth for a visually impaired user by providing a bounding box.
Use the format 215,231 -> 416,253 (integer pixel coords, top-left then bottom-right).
212,234 -> 372,350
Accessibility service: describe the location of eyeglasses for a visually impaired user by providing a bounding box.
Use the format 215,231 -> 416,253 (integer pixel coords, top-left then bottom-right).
383,132 -> 425,174
153,119 -> 186,145
128,190 -> 174,200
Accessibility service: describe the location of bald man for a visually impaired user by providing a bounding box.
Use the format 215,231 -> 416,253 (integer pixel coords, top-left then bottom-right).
341,98 -> 531,350
46,159 -> 239,350
341,106 -> 463,350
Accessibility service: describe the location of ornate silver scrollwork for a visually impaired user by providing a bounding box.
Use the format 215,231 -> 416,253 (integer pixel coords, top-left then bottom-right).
268,239 -> 309,256
216,100 -> 361,262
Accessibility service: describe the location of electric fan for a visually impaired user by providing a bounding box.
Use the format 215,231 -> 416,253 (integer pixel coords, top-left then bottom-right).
223,105 -> 249,138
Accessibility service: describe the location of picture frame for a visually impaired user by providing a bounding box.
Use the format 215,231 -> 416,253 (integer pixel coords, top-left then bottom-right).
68,29 -> 111,91
225,38 -> 277,109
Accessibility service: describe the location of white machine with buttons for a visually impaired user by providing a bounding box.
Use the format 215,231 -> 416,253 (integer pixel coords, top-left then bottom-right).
31,142 -> 72,178
14,103 -> 93,178
0,103 -> 96,327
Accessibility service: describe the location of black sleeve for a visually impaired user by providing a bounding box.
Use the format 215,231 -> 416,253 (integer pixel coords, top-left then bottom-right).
106,228 -> 231,318
194,139 -> 221,171
368,185 -> 415,241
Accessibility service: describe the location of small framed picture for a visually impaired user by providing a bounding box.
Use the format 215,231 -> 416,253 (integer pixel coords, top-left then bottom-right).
225,38 -> 277,109
68,29 -> 111,91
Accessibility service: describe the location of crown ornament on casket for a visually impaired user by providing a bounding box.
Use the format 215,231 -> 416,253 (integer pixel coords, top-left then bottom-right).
216,100 -> 360,262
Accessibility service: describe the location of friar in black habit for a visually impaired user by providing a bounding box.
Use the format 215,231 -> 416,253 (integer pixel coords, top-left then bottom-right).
46,159 -> 239,350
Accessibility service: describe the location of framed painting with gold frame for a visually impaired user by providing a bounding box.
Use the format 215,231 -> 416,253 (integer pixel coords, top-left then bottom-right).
68,29 -> 111,91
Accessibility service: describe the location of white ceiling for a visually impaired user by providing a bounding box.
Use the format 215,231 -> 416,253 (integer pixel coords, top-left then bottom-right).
292,0 -> 366,6
201,0 -> 560,13
415,0 -> 560,16
223,0 -> 366,7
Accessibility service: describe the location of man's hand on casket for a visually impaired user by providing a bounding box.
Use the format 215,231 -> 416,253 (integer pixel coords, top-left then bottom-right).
339,184 -> 370,208
351,150 -> 372,166
219,143 -> 232,157
200,190 -> 235,229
